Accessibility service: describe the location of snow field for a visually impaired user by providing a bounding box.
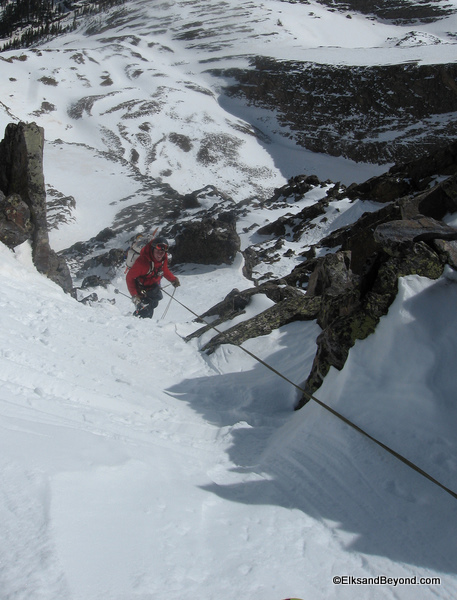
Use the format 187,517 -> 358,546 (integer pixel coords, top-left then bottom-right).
2,237 -> 457,599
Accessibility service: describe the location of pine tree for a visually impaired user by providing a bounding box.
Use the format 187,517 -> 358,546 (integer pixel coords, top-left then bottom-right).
1,0 -> 125,49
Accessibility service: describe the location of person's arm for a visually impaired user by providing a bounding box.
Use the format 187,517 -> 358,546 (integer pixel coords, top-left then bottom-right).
126,256 -> 148,296
162,258 -> 180,287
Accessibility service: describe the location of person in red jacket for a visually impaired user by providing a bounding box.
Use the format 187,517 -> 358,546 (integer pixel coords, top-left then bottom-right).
126,236 -> 180,318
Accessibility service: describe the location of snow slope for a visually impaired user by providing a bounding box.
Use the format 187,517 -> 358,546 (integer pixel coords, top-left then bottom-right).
1,237 -> 457,600
1,1 -> 457,598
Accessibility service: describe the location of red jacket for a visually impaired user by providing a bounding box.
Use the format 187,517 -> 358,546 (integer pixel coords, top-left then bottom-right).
126,242 -> 177,296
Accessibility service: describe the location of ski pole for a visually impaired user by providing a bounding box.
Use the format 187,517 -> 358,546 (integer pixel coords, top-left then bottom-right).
114,288 -> 130,299
161,286 -> 176,320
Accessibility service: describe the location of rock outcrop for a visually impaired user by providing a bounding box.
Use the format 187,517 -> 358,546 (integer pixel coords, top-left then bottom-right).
0,122 -> 72,293
170,211 -> 240,266
187,142 -> 457,409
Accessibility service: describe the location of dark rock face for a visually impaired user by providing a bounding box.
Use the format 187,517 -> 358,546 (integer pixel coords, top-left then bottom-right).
170,212 -> 240,265
316,0 -> 455,22
76,248 -> 126,282
0,122 -> 73,293
213,60 -> 457,166
345,143 -> 457,205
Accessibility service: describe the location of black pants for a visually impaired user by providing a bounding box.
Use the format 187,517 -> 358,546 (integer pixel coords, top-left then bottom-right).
135,284 -> 163,318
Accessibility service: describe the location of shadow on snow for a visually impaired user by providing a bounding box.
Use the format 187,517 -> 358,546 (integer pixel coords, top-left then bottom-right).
166,281 -> 457,577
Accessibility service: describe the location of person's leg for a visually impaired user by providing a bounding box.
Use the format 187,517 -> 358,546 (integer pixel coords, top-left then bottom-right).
136,285 -> 163,318
145,284 -> 163,308
136,303 -> 154,318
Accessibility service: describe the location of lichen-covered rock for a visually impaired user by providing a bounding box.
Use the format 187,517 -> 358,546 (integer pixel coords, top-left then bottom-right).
433,239 -> 457,270
298,239 -> 445,407
0,192 -> 32,247
199,294 -> 322,354
307,251 -> 355,298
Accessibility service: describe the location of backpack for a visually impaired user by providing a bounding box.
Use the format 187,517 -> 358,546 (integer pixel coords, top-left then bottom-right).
124,228 -> 158,273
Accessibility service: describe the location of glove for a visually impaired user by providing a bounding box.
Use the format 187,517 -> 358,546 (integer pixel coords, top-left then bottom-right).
172,277 -> 180,288
132,295 -> 142,306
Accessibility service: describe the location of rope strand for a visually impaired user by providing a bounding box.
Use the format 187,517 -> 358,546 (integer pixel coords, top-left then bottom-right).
161,287 -> 457,502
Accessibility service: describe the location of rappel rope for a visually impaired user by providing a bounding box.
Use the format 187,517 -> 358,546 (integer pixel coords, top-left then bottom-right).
113,285 -> 457,502
158,287 -> 457,503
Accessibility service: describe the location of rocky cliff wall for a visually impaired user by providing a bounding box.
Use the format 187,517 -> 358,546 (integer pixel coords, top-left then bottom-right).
214,60 -> 457,165
315,0 -> 456,22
